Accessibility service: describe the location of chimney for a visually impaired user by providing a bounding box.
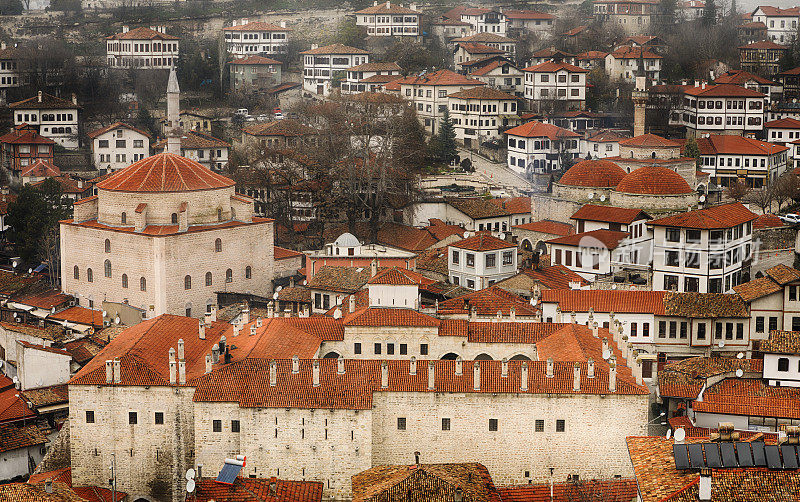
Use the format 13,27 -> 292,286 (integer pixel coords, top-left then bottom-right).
532,344 -> 538,361
592,321 -> 599,338
337,356 -> 345,375
209,306 -> 217,322
570,311 -> 576,324
179,359 -> 186,385
270,360 -> 277,386
269,478 -> 277,495
204,312 -> 212,326
546,357 -> 554,378
373,0 -> 377,5
219,336 -> 227,353
698,469 -> 711,501
105,360 -> 113,384
371,259 -> 377,277
555,306 -> 561,322
520,362 -> 528,391
311,43 -> 318,50
470,306 -> 477,321
113,358 -> 121,384
37,90 -> 42,102
410,356 -> 417,375
256,317 -> 263,328
241,308 -> 250,325
233,324 -> 240,337
573,363 -> 581,392
250,325 -> 257,336
427,361 -> 435,390
501,358 -> 508,378
267,301 -> 274,318
349,295 -> 356,313
602,337 -> 609,358
587,358 -> 595,378
199,320 -> 206,340
496,310 -> 502,321
385,0 -> 390,7
509,307 -> 516,321
694,80 -> 700,87
312,360 -> 320,387
211,344 -> 219,364
1,41 -> 6,50
122,25 -> 129,32
177,338 -> 185,361
455,356 -> 463,375
280,21 -> 286,28
45,480 -> 53,494
609,357 -> 617,392
205,354 -> 212,374
634,353 -> 643,386
292,355 -> 299,374
381,361 -> 389,388
72,93 -> 77,105
473,362 -> 480,391
169,348 -> 177,384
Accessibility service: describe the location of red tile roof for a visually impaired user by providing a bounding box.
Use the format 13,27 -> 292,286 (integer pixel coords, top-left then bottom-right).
496,478 -> 637,502
739,40 -> 788,50
657,357 -> 763,399
29,469 -> 127,502
354,2 -> 419,14
754,6 -> 800,16
274,246 -> 304,260
715,70 -> 777,86
517,264 -> 589,289
513,220 -> 574,236
522,61 -> 588,73
341,307 -> 440,327
16,341 -> 71,356
576,50 -> 609,60
107,26 -> 179,40
609,46 -> 661,59
615,166 -> 693,195
696,135 -> 787,156
571,204 -> 650,224
647,202 -> 757,229
0,375 -> 38,424
448,86 -> 517,100
14,289 -> 72,309
49,306 -> 103,326
86,121 -> 153,140
353,463 -> 501,502
438,320 -> 564,343
765,263 -> 800,285
0,422 -> 47,453
557,159 -> 626,187
188,477 -> 323,502
96,153 -> 235,193
20,159 -> 60,178
452,33 -> 516,43
224,21 -> 291,32
618,133 -> 680,147
458,42 -> 507,55
395,69 -> 486,87
0,128 -> 56,145
437,286 -> 539,317
759,329 -> 800,355
450,232 -> 515,251
505,121 -> 580,140
540,289 -> 667,314
300,43 -> 369,55
683,83 -> 765,97
546,228 -> 630,250
242,119 -> 318,137
693,377 -> 800,419
367,267 -> 433,286
489,196 -> 530,214
562,25 -> 588,36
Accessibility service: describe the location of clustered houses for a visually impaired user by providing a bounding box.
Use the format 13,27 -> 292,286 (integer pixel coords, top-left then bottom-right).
452,33 -> 517,59
87,122 -> 152,173
667,83 -> 766,137
504,121 -> 580,175
696,134 -> 788,187
467,59 -> 525,97
764,117 -> 800,145
106,26 -> 179,70
592,0 -> 661,35
604,46 -> 662,84
223,19 -> 291,57
448,233 -> 518,289
738,40 -> 788,78
751,6 -> 800,44
153,131 -> 231,171
354,1 -> 422,40
301,44 -> 370,97
522,62 -> 588,112
447,87 -> 519,147
459,8 -> 508,36
340,62 -> 402,94
9,91 -> 81,149
397,70 -> 485,134
0,127 -> 54,183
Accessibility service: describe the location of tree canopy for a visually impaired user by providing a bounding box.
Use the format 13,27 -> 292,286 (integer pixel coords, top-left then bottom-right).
7,179 -> 71,264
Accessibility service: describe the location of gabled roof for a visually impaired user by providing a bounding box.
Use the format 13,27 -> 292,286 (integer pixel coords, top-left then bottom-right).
733,275 -> 783,302
759,330 -> 800,355
618,133 -> 679,147
354,2 -> 420,14
352,463 -> 501,502
663,291 -> 748,318
497,478 -> 637,502
367,267 -> 432,286
0,128 -> 55,145
541,289 -> 667,314
437,286 -> 539,317
342,307 -> 440,327
242,119 -> 318,137
223,21 -> 292,32
457,42 -> 506,55
9,92 -> 80,110
468,59 -> 516,76
28,469 -> 128,502
307,266 -> 375,293
504,121 -> 580,139
522,61 -> 588,73
107,26 -> 179,40
96,153 -> 235,193
694,377 -> 800,420
570,204 -> 650,225
715,69 -> 777,86
489,196 -> 530,215
682,83 -> 765,97
754,5 -> 800,16
739,40 -> 788,50
696,135 -> 787,156
764,117 -> 800,129
346,61 -> 402,72
562,25 -> 588,36
452,33 -> 516,43
532,47 -> 575,58
86,121 -> 152,139
766,263 -> 800,285
274,246 -> 304,260
188,477 -> 323,502
608,46 -> 662,59
658,356 -> 762,399
513,220 -> 574,236
448,86 -> 517,100
547,229 -> 629,250
576,50 -> 609,60
20,159 -> 60,178
647,202 -> 758,229
0,375 -> 38,423
447,197 -> 512,219
300,43 -> 369,55
518,264 -> 589,290
450,232 -> 515,251
229,55 -> 282,65
154,130 -> 230,150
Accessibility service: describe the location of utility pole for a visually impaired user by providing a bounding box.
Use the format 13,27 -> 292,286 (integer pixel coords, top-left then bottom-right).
109,452 -> 117,502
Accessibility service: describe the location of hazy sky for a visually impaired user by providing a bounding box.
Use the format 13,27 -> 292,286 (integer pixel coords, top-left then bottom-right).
739,0 -> 799,12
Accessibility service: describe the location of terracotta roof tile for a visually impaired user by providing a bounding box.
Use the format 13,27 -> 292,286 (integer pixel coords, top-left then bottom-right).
503,9 -> 555,20
759,330 -> 800,355
0,422 -> 47,453
188,477 -> 322,502
657,357 -> 763,399
739,40 -> 788,50
693,378 -> 800,419
153,131 -> 230,150
540,289 -> 667,314
223,21 -> 291,32
16,341 -> 71,356
437,286 -> 539,317
14,289 -> 72,309
0,321 -> 67,342
451,232 -> 514,251
626,437 -> 710,502
619,133 -> 679,147
22,384 -> 69,408
663,291 -> 748,318
546,229 -> 629,250
0,376 -> 37,424
453,32 -> 516,43
107,26 -> 179,40
505,121 -> 580,140
96,153 -> 235,193
489,197 -> 530,214
438,320 -> 564,342
367,267 -> 433,286
448,198 -> 513,218
557,159 -> 626,187
341,307 -> 440,327
307,266 -> 374,293
609,46 -> 661,59
229,55 -> 282,65
571,204 -> 650,224
647,203 -> 758,229
49,307 -> 104,327
0,129 -> 55,145
395,69 -> 486,87
733,276 -> 783,301
352,463 -> 500,502
9,93 -> 81,110
517,264 -> 589,289
615,166 -> 693,195
696,135 -> 787,156
274,246 -> 304,260
522,61 -> 588,73
660,468 -> 800,502
346,61 -> 402,72
512,220 -> 574,236
20,159 -> 60,179
753,213 -> 784,229
28,469 -> 127,502
448,86 -> 517,100
0,482 -> 86,502
765,264 -> 800,285
683,83 -> 765,97
586,129 -> 627,142
562,25 -> 588,36
496,478 -> 637,502
282,316 -> 344,341
300,43 -> 369,55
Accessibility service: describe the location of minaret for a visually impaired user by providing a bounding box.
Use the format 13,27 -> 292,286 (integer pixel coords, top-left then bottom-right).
166,68 -> 181,155
632,76 -> 648,138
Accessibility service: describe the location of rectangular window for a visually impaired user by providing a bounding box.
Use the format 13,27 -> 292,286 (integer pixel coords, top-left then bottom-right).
503,251 -> 513,265
631,323 -> 637,337
790,286 -> 797,301
466,254 -> 475,267
769,317 -> 778,331
486,253 -> 496,268
535,419 -> 544,432
397,417 -> 406,430
420,344 -> 429,355
442,418 -> 451,431
697,323 -> 706,340
213,420 -> 222,432
736,323 -> 744,340
129,412 -> 138,425
374,343 -> 381,355
387,343 -> 395,355
643,323 -> 649,337
452,250 -> 459,264
556,419 -> 565,432
400,343 -> 407,355
756,316 -> 765,333
154,412 -> 164,425
354,343 -> 362,355
715,322 -> 723,339
658,321 -> 667,338
116,139 -> 126,148
666,251 -> 680,267
489,418 -> 498,431
680,322 -> 688,339
666,228 -> 681,242
86,410 -> 95,423
231,420 -> 240,433
669,321 -> 677,339
725,322 -> 734,340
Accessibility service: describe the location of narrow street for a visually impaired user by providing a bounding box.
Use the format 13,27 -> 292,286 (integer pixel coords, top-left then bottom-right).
458,148 -> 533,194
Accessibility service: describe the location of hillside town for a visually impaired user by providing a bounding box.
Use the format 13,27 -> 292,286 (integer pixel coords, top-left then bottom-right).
1,0 -> 800,500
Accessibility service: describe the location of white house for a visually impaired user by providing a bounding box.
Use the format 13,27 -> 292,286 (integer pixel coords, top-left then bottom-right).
340,62 -> 402,94
504,10 -> 555,36
669,83 -> 766,137
223,19 -> 290,57
582,129 -> 626,159
448,86 -> 519,147
396,69 -> 485,133
504,120 -> 580,175
547,229 -> 634,281
604,46 -> 661,84
153,130 -> 231,171
751,6 -> 800,44
106,25 -> 179,70
459,8 -> 508,36
87,122 -> 151,173
733,263 -> 800,338
468,60 -> 524,97
764,117 -> 800,146
0,42 -> 19,90
522,61 -> 588,112
448,233 -> 517,290
9,91 -> 80,149
697,134 -> 788,188
301,43 -> 370,96
452,33 -> 517,59
648,202 -> 758,293
354,1 -> 422,40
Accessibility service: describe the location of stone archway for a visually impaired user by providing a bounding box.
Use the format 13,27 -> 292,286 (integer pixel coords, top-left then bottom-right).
440,352 -> 460,360
521,239 -> 534,252
322,351 -> 341,359
509,354 -> 532,361
475,353 -> 493,360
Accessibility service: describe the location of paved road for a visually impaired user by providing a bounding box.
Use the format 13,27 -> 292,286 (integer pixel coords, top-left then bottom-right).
458,148 -> 533,194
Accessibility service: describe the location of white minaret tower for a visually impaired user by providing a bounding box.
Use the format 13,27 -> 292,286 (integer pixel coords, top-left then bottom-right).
166,68 -> 181,155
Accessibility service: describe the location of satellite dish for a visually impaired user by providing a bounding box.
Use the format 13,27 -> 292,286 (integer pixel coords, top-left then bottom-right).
602,348 -> 611,360
499,233 -> 506,240
302,280 -> 308,285
666,429 -> 672,439
735,368 -> 744,377
12,376 -> 18,384
674,427 -> 686,442
588,192 -> 594,199
114,316 -> 120,324
736,352 -> 744,359
273,292 -> 279,300
276,286 -> 283,292
185,469 -> 195,480
102,310 -> 107,317
599,194 -> 606,201
27,268 -> 32,274
718,341 -> 724,348
186,479 -> 195,493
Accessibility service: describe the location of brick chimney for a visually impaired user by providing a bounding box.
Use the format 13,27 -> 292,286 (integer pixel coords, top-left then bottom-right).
520,362 -> 528,391
105,360 -> 113,383
312,360 -> 320,387
270,360 -> 277,386
381,361 -> 389,388
427,361 -> 435,390
573,363 -> 580,392
409,356 -> 417,375
241,308 -> 250,325
473,362 -> 480,391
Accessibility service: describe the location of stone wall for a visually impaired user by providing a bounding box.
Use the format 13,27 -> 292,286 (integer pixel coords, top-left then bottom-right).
97,187 -> 237,227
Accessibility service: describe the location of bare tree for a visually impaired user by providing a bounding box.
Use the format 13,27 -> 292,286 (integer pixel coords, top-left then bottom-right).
774,173 -> 800,211
724,178 -> 750,201
746,182 -> 775,214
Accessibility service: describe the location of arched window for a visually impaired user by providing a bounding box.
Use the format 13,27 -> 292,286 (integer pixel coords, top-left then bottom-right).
171,213 -> 178,224
245,266 -> 252,279
104,239 -> 111,253
73,265 -> 79,280
87,268 -> 93,283
140,277 -> 147,291
205,272 -> 212,286
215,238 -> 222,252
122,274 -> 128,288
225,269 -> 233,283
184,275 -> 192,290
121,212 -> 127,224
104,259 -> 112,278
185,303 -> 192,317
217,208 -> 223,221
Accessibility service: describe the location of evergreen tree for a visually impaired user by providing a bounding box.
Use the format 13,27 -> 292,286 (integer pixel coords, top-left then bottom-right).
702,0 -> 717,25
684,137 -> 701,168
434,109 -> 458,164
392,107 -> 428,170
729,0 -> 737,17
7,179 -> 70,264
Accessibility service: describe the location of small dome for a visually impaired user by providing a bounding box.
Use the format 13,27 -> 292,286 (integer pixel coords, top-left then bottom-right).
558,159 -> 627,188
96,152 -> 235,193
615,166 -> 693,195
334,233 -> 361,247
